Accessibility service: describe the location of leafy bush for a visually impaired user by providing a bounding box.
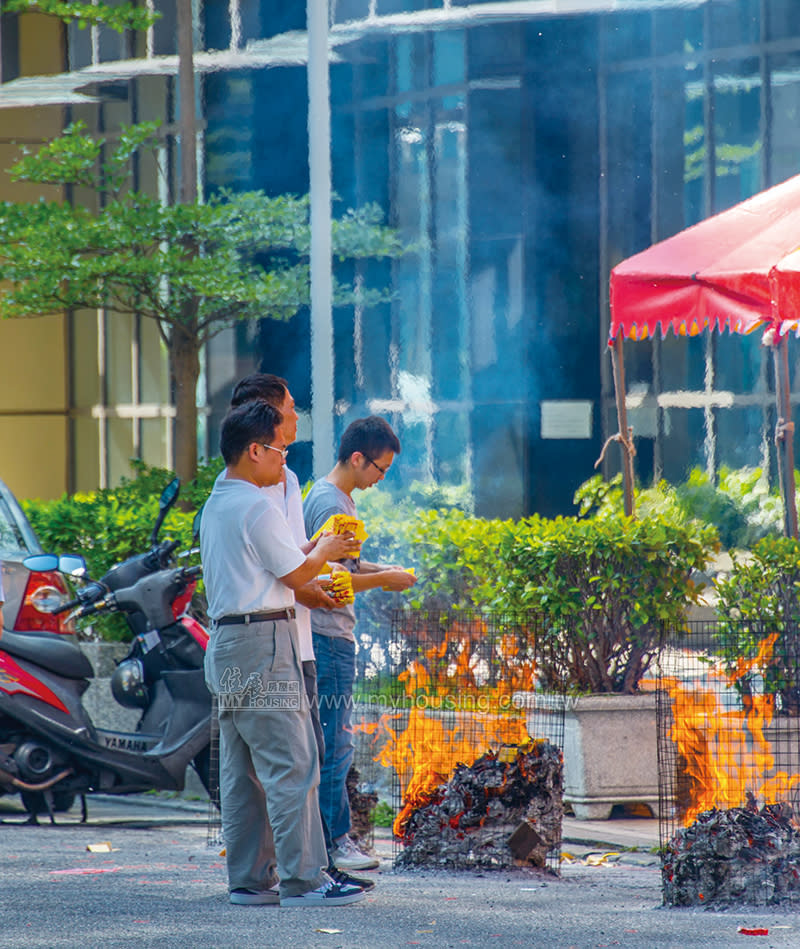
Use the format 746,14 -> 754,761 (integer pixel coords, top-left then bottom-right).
355,482 -> 717,694
490,513 -> 718,693
372,800 -> 396,827
576,467 -> 784,550
716,466 -> 784,544
714,536 -> 800,714
21,458 -> 218,640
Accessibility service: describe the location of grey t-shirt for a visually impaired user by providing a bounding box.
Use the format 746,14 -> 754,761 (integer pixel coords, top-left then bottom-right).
303,478 -> 358,642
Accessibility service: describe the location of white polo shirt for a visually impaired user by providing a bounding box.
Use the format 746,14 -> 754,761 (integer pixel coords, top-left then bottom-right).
201,475 -> 304,621
262,468 -> 315,662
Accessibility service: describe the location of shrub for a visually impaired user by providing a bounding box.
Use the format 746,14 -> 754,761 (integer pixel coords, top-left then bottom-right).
574,466 -> 784,550
714,536 -> 800,714
21,458 -> 218,640
492,513 -> 718,693
350,486 -> 491,664
356,483 -> 717,695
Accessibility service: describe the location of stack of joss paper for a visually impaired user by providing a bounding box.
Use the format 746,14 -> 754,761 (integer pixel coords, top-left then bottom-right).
312,514 -> 367,605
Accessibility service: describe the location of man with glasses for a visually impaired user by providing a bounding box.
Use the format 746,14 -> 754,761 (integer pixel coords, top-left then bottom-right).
229,373 -> 375,892
202,400 -> 364,907
304,416 -> 417,873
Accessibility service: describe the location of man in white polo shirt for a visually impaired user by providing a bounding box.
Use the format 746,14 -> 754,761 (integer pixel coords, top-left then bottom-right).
228,373 -> 376,893
201,399 -> 363,908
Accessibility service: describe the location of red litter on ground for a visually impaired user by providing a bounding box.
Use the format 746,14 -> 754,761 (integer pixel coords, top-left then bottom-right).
738,928 -> 769,936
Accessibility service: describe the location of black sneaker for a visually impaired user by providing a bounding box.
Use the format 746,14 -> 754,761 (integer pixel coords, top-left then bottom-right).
327,865 -> 376,892
229,884 -> 280,905
279,875 -> 365,907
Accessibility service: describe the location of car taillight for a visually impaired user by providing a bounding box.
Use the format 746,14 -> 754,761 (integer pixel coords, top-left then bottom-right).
14,571 -> 75,634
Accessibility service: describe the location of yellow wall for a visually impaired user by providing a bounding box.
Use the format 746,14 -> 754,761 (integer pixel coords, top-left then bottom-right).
0,416 -> 68,500
0,314 -> 69,498
0,14 -> 177,500
18,14 -> 64,76
0,15 -> 70,500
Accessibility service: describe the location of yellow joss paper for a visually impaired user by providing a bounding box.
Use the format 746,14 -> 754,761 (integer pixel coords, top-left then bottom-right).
310,513 -> 368,544
382,567 -> 415,591
318,568 -> 355,605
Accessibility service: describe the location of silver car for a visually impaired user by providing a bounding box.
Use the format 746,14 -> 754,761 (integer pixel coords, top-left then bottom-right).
0,479 -> 71,633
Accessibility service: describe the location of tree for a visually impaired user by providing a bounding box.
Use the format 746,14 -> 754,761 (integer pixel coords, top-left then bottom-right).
0,122 -> 404,481
3,0 -> 157,32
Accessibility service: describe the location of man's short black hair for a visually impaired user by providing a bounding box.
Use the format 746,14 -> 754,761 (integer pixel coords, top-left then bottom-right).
220,401 -> 283,465
337,416 -> 401,464
230,373 -> 289,409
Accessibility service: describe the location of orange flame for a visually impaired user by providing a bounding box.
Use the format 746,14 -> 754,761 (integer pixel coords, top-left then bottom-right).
667,634 -> 800,825
366,618 -> 538,839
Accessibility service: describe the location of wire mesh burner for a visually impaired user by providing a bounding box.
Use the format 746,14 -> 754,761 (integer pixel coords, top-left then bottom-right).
657,621 -> 800,907
355,608 -> 567,873
207,609 -> 568,872
206,696 -> 222,848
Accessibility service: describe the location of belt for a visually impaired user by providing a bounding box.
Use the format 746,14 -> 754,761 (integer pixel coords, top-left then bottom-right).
217,608 -> 296,625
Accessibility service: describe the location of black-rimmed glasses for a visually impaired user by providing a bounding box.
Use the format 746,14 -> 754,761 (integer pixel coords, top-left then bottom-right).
363,454 -> 387,474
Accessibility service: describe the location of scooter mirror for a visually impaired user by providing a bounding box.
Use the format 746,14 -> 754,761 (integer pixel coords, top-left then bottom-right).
23,553 -> 59,572
192,505 -> 203,541
150,478 -> 181,547
160,477 -> 180,510
59,554 -> 88,577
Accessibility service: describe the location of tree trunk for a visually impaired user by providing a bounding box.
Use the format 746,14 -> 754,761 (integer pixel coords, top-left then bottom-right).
173,0 -> 199,487
170,326 -> 200,484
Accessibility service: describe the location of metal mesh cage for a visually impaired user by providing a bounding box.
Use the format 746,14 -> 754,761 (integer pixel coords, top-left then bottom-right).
657,621 -> 800,907
206,695 -> 222,848
207,609 -> 568,873
353,609 -> 566,873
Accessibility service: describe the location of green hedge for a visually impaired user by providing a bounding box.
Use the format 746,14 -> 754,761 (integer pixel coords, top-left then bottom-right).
491,513 -> 717,692
21,464 -> 717,674
22,459 -> 218,640
359,487 -> 717,693
578,466 -> 785,549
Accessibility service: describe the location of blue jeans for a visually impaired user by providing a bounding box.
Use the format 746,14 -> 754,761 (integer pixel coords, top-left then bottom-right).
303,659 -> 333,855
313,633 -> 355,843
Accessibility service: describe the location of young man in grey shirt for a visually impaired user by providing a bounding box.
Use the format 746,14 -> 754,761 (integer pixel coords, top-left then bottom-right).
304,416 -> 417,871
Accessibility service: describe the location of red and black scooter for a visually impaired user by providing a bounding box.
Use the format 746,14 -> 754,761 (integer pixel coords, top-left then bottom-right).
0,480 -> 213,821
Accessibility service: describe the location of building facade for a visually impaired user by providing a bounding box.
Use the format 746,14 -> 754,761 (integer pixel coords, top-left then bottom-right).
2,1 -> 800,516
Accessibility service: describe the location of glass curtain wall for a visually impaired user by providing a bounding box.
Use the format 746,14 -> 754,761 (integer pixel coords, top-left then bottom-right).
197,0 -> 800,515
602,0 -> 800,491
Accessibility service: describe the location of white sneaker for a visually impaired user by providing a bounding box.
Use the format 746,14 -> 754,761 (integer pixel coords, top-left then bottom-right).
280,875 -> 365,907
330,836 -> 380,871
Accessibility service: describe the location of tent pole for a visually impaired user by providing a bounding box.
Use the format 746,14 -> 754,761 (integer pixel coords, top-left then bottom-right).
773,335 -> 798,539
611,334 -> 635,517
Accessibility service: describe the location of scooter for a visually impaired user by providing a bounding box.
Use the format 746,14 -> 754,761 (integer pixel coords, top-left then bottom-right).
0,482 -> 214,822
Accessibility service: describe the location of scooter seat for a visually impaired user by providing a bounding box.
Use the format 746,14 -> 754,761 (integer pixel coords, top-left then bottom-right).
1,629 -> 94,680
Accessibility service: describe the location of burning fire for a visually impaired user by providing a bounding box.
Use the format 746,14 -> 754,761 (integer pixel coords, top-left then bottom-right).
395,617 -> 538,698
667,634 -> 800,825
356,616 -> 538,839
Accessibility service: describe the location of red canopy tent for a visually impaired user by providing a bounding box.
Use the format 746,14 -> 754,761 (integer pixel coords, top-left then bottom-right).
608,173 -> 800,536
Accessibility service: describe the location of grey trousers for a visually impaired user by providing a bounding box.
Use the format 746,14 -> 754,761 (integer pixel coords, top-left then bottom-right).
205,618 -> 328,898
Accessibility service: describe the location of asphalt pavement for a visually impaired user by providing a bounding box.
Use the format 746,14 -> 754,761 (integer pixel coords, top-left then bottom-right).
0,794 -> 797,949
